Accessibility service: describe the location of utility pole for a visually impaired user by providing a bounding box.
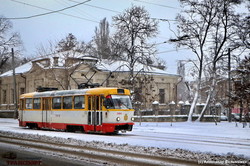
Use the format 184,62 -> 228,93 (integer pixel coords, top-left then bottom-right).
12,48 -> 18,119
228,48 -> 232,122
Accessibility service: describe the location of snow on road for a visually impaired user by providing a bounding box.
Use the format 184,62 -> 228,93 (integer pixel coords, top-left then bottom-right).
0,118 -> 249,159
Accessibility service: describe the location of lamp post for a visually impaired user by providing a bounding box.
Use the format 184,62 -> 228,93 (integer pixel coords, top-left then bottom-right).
11,48 -> 18,119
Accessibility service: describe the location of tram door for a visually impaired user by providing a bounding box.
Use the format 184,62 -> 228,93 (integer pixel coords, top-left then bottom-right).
42,98 -> 51,128
88,96 -> 103,131
19,99 -> 24,122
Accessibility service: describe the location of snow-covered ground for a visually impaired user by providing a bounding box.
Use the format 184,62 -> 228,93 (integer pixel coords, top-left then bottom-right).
0,118 -> 249,160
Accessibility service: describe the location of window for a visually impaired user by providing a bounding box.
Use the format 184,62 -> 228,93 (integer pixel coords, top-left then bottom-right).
2,90 -> 7,104
33,98 -> 41,109
63,96 -> 72,109
25,98 -> 33,109
52,97 -> 61,109
20,88 -> 25,95
44,98 -> 51,110
95,96 -> 100,110
19,99 -> 24,110
74,96 -> 85,109
112,95 -> 132,109
159,89 -> 165,104
88,111 -> 92,124
104,95 -> 132,109
11,89 -> 14,103
88,96 -> 91,110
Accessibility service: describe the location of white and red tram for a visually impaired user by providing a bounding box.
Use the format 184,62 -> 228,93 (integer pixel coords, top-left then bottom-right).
18,88 -> 134,134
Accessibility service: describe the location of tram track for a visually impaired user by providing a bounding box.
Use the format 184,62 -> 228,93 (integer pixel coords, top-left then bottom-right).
128,132 -> 250,150
136,131 -> 250,143
0,135 -> 203,166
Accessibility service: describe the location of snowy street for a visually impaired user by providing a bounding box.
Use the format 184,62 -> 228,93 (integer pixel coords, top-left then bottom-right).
0,118 -> 249,165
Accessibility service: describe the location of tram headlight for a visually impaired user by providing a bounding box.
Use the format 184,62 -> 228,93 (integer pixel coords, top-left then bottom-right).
116,117 -> 120,121
131,117 -> 134,121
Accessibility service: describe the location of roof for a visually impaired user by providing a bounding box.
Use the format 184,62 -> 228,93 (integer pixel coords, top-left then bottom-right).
96,60 -> 179,77
20,87 -> 131,98
0,61 -> 32,77
0,52 -> 180,78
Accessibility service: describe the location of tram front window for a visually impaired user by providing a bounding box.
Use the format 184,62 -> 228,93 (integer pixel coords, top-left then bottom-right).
104,95 -> 132,109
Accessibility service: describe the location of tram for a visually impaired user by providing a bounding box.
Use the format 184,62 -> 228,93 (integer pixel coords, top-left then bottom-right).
18,88 -> 134,134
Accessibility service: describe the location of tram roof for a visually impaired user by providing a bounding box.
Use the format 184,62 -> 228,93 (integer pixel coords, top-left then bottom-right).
20,87 -> 130,98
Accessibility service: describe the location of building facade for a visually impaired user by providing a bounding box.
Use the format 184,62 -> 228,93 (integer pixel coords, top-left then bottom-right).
0,52 -> 181,111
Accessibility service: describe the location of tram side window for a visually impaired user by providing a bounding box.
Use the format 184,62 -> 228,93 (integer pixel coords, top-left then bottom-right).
88,96 -> 91,110
19,99 -> 24,110
52,97 -> 61,109
74,96 -> 85,109
103,96 -> 114,109
63,96 -> 72,109
25,98 -> 33,109
33,98 -> 41,109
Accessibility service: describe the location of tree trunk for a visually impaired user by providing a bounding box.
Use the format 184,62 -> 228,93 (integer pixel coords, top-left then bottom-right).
187,90 -> 198,122
239,99 -> 243,122
196,71 -> 216,121
187,80 -> 201,122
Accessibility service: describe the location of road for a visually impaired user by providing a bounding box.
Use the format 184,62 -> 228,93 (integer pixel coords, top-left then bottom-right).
0,134 -> 199,166
0,118 -> 249,165
126,131 -> 250,153
0,142 -> 93,166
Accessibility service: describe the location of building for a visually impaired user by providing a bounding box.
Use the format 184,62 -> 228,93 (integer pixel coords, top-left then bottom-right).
0,52 -> 181,112
199,74 -> 249,117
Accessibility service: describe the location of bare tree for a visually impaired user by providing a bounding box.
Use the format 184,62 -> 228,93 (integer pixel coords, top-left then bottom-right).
112,5 -> 158,80
36,33 -> 89,90
56,33 -> 86,53
0,16 -> 22,73
92,18 -> 111,59
231,56 -> 250,122
235,1 -> 250,50
170,0 -> 242,121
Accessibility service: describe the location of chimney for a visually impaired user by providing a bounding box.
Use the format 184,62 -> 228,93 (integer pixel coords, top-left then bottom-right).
53,57 -> 59,67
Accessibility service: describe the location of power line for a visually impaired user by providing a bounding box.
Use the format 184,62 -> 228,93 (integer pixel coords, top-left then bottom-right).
56,0 -> 99,20
69,0 -> 120,13
7,0 -> 98,23
151,18 -> 177,22
133,0 -> 180,10
156,48 -> 189,54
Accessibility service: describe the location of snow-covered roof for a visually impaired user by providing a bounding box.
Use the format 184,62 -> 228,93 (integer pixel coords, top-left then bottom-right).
0,62 -> 32,77
0,51 -> 97,77
34,51 -> 97,69
0,53 -> 179,78
96,60 -> 179,77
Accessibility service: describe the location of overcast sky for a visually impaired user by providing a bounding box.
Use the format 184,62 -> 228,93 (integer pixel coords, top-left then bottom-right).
0,0 -> 194,74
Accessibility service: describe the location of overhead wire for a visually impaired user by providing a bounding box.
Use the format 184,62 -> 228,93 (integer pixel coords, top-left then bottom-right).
68,0 -> 183,56
156,48 -> 190,54
6,0 -> 188,56
151,18 -> 177,22
131,0 -> 185,56
56,0 -> 99,21
69,0 -> 120,13
133,0 -> 180,10
6,0 -> 99,23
